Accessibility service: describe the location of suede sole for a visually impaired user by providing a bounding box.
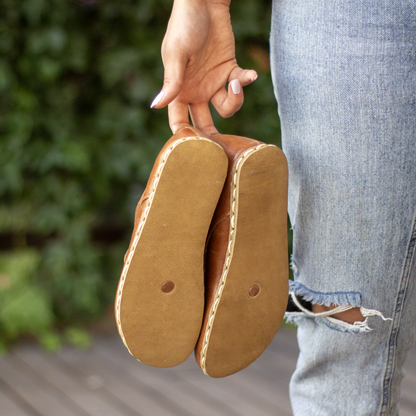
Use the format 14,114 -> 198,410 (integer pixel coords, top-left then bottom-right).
115,137 -> 228,368
198,144 -> 288,377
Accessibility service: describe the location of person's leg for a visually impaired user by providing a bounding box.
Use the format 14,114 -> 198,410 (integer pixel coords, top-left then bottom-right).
270,0 -> 416,414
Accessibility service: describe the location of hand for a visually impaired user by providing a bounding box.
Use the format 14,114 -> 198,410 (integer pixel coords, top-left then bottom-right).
151,0 -> 257,136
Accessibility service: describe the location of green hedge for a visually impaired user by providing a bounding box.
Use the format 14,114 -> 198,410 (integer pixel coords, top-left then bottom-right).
0,0 -> 282,349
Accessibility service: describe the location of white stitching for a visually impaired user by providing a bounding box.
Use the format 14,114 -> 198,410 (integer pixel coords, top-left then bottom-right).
200,144 -> 269,375
115,136 -> 222,358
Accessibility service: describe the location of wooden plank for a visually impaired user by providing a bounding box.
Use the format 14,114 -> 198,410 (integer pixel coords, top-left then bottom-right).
14,346 -> 132,416
248,345 -> 298,381
58,344 -> 187,416
99,340 -> 239,416
0,326 -> 413,416
0,355 -> 83,416
401,370 -> 416,415
174,365 -> 291,416
228,366 -> 292,415
269,327 -> 299,353
106,336 -> 288,416
225,339 -> 294,416
0,385 -> 33,416
401,355 -> 416,416
97,340 -> 243,416
400,409 -> 416,416
405,340 -> 416,362
101,333 -> 293,416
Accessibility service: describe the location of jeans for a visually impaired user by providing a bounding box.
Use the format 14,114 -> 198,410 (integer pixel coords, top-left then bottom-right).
270,0 -> 416,414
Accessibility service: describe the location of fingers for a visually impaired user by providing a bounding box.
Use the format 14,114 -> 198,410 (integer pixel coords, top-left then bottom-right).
168,100 -> 218,136
210,66 -> 257,118
151,45 -> 187,109
168,99 -> 218,136
168,100 -> 190,133
210,78 -> 244,118
168,100 -> 218,137
189,103 -> 218,136
229,67 -> 258,87
154,63 -> 258,135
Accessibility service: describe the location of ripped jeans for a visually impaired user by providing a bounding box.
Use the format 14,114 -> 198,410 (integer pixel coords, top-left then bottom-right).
270,0 -> 416,414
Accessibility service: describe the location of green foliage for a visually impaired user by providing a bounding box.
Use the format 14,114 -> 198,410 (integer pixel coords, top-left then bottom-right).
0,249 -> 53,339
0,0 -> 281,346
39,331 -> 62,351
64,327 -> 91,349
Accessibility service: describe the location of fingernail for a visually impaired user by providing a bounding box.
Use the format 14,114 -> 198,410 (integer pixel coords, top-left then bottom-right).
150,91 -> 164,108
230,79 -> 241,95
250,74 -> 258,83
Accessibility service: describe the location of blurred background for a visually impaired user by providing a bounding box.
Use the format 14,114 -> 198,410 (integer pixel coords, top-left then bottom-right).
0,0 -> 284,351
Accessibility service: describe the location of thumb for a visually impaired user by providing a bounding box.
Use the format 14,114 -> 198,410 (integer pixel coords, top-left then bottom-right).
151,44 -> 187,109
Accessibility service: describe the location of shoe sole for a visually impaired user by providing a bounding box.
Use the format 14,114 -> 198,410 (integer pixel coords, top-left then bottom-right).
115,137 -> 228,367
198,144 -> 288,377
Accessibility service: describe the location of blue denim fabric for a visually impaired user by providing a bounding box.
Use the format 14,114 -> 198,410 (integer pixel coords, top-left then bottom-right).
270,0 -> 416,414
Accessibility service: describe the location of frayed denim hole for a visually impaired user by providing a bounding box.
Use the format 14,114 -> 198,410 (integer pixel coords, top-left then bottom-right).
288,281 -> 362,307
285,311 -> 371,333
315,317 -> 371,334
286,293 -> 312,312
286,284 -> 392,331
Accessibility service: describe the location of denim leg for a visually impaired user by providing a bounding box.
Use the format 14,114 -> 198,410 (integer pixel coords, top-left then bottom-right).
270,0 -> 416,414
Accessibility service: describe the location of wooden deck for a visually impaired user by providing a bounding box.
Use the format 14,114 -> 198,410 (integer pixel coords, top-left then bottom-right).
0,326 -> 415,416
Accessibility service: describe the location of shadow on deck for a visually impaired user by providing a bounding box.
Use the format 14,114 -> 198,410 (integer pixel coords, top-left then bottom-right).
0,326 -> 415,416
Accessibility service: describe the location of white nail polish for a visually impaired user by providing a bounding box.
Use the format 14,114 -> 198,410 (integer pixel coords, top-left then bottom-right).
150,91 -> 164,108
230,79 -> 241,95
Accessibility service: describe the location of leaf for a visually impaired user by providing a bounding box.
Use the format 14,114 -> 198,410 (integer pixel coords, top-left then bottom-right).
1,285 -> 53,338
39,331 -> 62,351
0,249 -> 40,284
65,327 -> 91,349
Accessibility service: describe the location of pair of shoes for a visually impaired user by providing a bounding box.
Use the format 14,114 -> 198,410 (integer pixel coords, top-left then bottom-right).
114,126 -> 288,377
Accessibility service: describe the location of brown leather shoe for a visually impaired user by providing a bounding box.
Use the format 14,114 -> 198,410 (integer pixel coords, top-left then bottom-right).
195,134 -> 289,378
115,127 -> 228,368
